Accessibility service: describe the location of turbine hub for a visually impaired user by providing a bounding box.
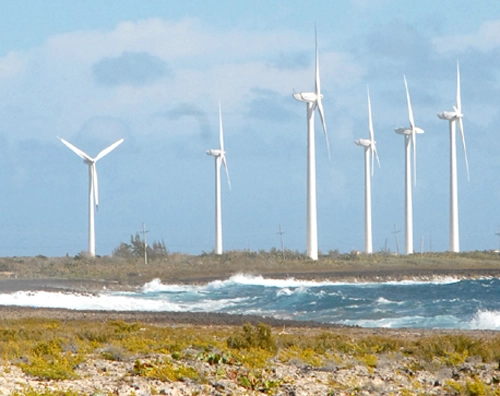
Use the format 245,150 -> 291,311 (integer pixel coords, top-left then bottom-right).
293,92 -> 317,103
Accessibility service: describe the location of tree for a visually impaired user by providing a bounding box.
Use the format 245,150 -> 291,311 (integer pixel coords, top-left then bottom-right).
112,234 -> 169,260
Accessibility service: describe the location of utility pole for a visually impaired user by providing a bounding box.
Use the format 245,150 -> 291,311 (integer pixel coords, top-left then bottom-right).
393,224 -> 401,255
141,223 -> 149,265
277,224 -> 286,260
495,227 -> 500,252
420,236 -> 424,254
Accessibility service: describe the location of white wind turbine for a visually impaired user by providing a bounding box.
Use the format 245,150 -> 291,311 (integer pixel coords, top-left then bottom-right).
58,137 -> 124,257
394,76 -> 424,255
437,62 -> 469,252
293,28 -> 330,261
355,87 -> 380,254
206,103 -> 231,255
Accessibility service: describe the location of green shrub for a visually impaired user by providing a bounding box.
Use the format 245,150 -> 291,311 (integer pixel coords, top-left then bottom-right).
227,323 -> 276,352
18,353 -> 82,380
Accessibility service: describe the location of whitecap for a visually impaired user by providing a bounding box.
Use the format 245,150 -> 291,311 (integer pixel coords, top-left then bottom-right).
141,278 -> 195,293
0,291 -> 182,311
470,310 -> 500,330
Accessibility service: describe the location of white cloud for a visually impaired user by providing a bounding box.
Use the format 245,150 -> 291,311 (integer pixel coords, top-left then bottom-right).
0,51 -> 27,80
433,20 -> 500,53
0,17 -> 364,146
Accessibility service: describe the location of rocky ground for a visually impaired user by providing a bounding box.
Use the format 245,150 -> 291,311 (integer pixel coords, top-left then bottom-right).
0,327 -> 499,395
0,307 -> 498,395
2,352 -> 498,395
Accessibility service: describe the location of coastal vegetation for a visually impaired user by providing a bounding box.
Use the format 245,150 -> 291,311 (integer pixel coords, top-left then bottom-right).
1,319 -> 500,394
0,248 -> 499,286
0,248 -> 499,393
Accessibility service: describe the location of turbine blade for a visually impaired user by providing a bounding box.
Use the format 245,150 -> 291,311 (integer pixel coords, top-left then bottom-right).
218,102 -> 225,153
404,76 -> 415,130
317,98 -> 331,159
371,146 -> 374,177
412,129 -> 417,186
58,137 -> 92,161
92,163 -> 99,208
312,25 -> 330,159
314,25 -> 320,96
222,156 -> 231,190
456,61 -> 461,114
374,145 -> 381,168
458,118 -> 470,181
95,138 -> 124,162
367,86 -> 374,143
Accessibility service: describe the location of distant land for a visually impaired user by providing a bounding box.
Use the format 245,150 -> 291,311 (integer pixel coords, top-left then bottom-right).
0,250 -> 499,291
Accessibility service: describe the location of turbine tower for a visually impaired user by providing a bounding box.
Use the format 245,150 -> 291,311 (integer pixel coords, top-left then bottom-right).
58,137 -> 124,257
355,87 -> 380,254
293,27 -> 330,261
206,103 -> 231,255
394,76 -> 424,255
437,62 -> 469,252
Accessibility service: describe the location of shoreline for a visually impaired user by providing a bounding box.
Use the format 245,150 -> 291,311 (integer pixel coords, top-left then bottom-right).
0,268 -> 500,394
0,270 -> 497,333
2,265 -> 500,293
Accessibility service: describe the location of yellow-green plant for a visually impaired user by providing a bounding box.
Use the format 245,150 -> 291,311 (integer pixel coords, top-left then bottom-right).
133,359 -> 199,382
11,387 -> 80,396
227,322 -> 277,352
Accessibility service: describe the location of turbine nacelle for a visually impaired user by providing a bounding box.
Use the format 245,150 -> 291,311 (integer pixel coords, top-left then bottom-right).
394,127 -> 424,135
437,110 -> 462,121
206,149 -> 223,157
293,92 -> 320,103
355,138 -> 372,147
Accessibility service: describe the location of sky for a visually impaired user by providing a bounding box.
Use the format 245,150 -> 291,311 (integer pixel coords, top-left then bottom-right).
0,0 -> 500,256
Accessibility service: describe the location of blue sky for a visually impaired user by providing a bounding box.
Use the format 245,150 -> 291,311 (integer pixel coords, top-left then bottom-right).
0,1 -> 500,256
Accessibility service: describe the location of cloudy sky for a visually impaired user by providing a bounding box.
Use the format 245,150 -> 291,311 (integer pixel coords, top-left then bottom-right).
0,0 -> 499,256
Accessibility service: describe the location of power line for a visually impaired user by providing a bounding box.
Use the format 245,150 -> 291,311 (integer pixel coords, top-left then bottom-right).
393,224 -> 400,255
139,222 -> 149,265
277,224 -> 286,260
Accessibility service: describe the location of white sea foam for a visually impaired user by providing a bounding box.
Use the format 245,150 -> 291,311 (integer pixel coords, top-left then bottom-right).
0,291 -> 182,311
140,274 -> 464,292
276,288 -> 293,297
0,290 -> 252,313
376,297 -> 393,305
376,297 -> 404,305
470,310 -> 500,330
340,314 -> 462,329
220,274 -> 335,288
141,278 -> 196,293
383,277 -> 462,286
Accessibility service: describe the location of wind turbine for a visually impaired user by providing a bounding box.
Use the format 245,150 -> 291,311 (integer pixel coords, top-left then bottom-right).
58,137 -> 124,257
355,87 -> 380,254
437,62 -> 469,252
293,27 -> 330,261
394,76 -> 424,255
206,103 -> 231,255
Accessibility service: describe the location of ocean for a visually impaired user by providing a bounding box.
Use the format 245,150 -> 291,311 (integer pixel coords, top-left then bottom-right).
0,274 -> 499,330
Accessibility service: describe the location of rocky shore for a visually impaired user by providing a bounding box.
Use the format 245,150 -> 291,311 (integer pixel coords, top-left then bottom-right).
0,306 -> 497,395
0,257 -> 499,395
1,345 -> 498,395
